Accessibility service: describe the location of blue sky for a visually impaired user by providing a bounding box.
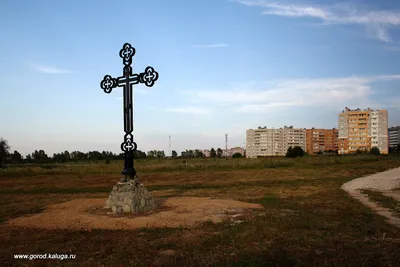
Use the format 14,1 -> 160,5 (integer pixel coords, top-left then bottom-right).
1,0 -> 400,156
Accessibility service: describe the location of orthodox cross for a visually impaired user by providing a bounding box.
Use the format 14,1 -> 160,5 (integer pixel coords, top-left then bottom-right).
100,43 -> 158,182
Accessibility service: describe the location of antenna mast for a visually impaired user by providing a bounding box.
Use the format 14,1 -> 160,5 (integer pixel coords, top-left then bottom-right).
225,133 -> 228,158
169,135 -> 171,157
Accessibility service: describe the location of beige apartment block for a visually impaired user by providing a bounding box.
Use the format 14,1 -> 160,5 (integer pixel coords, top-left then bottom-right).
201,149 -> 211,157
246,126 -> 306,158
338,107 -> 388,154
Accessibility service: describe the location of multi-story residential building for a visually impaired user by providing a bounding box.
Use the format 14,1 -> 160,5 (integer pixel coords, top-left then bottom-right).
200,149 -> 211,157
246,126 -> 306,158
338,107 -> 388,154
389,126 -> 400,150
305,128 -> 339,154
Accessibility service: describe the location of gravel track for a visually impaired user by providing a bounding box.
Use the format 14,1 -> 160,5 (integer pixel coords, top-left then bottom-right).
341,167 -> 400,228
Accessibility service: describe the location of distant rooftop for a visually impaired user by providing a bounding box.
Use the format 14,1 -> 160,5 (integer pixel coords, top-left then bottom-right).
342,107 -> 381,113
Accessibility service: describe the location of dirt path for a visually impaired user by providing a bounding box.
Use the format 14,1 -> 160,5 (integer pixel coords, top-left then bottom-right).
4,197 -> 263,230
341,167 -> 400,228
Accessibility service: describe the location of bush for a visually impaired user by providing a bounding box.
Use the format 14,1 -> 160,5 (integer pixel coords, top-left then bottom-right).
232,153 -> 243,158
286,146 -> 305,158
370,147 -> 381,156
355,149 -> 367,155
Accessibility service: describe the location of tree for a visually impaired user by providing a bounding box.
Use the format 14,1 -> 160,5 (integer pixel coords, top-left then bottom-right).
187,150 -> 194,158
25,154 -> 32,163
217,148 -> 223,158
194,149 -> 204,158
355,148 -> 367,155
156,150 -> 165,159
0,138 -> 10,167
285,147 -> 293,158
370,147 -> 381,156
232,152 -> 243,158
52,150 -> 71,163
293,146 -> 305,157
286,146 -> 304,158
88,151 -> 103,161
31,149 -> 49,163
101,151 -> 113,161
134,150 -> 146,159
180,150 -> 194,158
70,151 -> 87,161
210,148 -> 216,158
63,150 -> 71,161
11,150 -> 23,163
171,150 -> 178,157
52,153 -> 63,163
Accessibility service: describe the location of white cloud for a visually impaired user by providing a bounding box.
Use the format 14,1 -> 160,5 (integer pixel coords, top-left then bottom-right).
165,107 -> 211,115
30,63 -> 71,74
233,0 -> 400,42
192,43 -> 229,48
188,75 -> 400,113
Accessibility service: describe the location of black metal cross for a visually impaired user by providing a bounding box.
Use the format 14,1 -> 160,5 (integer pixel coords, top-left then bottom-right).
100,43 -> 158,182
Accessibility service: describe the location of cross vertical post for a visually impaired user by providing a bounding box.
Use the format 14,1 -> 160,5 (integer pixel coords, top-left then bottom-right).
100,43 -> 158,182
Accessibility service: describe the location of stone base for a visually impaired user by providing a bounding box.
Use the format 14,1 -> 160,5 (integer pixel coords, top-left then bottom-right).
104,178 -> 156,215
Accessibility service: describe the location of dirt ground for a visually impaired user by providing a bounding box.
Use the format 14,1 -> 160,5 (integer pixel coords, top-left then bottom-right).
5,197 -> 263,230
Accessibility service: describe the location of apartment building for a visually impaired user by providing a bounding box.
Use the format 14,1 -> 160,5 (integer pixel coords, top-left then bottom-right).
389,126 -> 400,150
338,107 -> 388,154
246,126 -> 306,158
200,149 -> 210,157
305,128 -> 339,154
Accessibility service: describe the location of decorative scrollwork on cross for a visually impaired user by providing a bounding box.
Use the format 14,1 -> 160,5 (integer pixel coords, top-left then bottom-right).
121,134 -> 137,152
119,43 -> 135,66
100,75 -> 117,93
140,67 -> 159,87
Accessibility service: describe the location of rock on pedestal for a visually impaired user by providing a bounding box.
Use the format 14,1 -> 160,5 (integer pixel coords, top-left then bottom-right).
104,178 -> 156,215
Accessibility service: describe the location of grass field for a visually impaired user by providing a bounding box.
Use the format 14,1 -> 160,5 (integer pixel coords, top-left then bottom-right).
1,155 -> 400,266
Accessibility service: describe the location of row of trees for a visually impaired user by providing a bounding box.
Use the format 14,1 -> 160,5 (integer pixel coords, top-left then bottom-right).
3,148 -> 150,164
179,148 -> 225,158
0,138 -> 240,166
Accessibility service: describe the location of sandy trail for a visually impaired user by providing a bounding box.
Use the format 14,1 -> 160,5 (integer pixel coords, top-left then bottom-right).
5,197 -> 263,230
341,167 -> 400,228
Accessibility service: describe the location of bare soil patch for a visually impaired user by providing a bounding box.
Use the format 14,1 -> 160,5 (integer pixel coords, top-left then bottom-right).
5,197 -> 263,230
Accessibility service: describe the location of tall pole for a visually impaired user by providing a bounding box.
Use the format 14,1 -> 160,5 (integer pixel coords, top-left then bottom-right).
169,135 -> 171,157
225,133 -> 228,158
